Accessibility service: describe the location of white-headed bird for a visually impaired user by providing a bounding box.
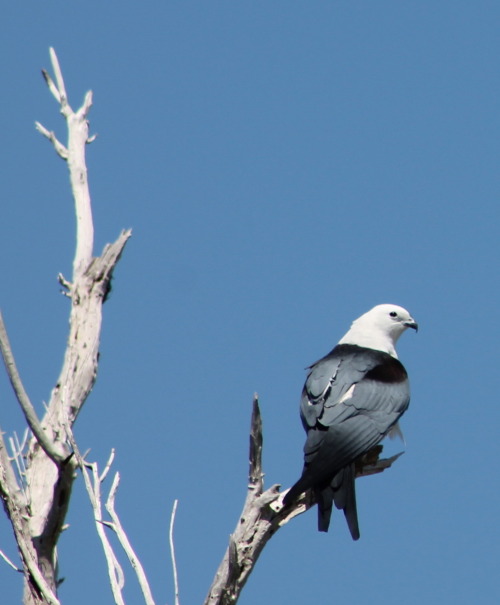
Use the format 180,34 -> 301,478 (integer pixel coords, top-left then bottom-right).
283,304 -> 417,540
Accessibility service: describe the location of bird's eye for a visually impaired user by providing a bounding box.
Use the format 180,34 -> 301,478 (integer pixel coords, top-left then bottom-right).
389,311 -> 398,317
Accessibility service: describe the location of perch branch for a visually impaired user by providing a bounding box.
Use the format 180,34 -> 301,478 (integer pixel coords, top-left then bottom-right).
204,396 -> 404,605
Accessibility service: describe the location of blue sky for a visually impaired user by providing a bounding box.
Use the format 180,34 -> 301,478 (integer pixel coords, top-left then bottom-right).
1,2 -> 499,604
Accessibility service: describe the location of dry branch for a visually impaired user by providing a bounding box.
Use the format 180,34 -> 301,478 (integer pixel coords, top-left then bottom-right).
65,423 -> 157,605
0,314 -> 64,466
169,500 -> 180,605
204,395 -> 403,605
65,433 -> 126,605
0,48 -> 131,604
105,473 -> 157,605
0,425 -> 61,605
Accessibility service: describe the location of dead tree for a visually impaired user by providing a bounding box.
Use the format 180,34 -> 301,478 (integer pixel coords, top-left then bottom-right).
0,50 -> 403,605
0,48 -> 131,605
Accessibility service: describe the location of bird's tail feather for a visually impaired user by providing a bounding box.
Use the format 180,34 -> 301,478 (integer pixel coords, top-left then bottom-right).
315,486 -> 334,532
284,464 -> 360,541
332,463 -> 360,540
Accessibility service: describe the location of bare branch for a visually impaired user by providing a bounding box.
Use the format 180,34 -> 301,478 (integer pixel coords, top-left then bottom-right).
0,48 -> 133,603
67,119 -> 94,278
169,500 -> 180,605
37,47 -> 95,277
248,394 -> 263,492
16,538 -> 61,605
66,419 -> 156,605
0,427 -> 61,605
204,397 -> 404,605
79,90 -> 93,120
41,69 -> 61,104
0,426 -> 21,504
8,435 -> 25,485
0,312 -> 65,465
105,473 -> 157,605
57,272 -> 71,290
65,428 -> 126,605
34,122 -> 68,159
99,448 -> 115,483
48,47 -> 69,112
0,548 -> 21,572
204,396 -> 278,605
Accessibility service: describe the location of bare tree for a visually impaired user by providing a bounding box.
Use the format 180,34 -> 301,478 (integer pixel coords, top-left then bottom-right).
0,48 -> 130,605
0,50 -> 402,605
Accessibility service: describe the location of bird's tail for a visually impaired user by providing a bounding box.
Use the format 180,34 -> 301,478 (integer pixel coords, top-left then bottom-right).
310,464 -> 360,539
315,485 -> 334,532
330,463 -> 359,540
283,464 -> 360,541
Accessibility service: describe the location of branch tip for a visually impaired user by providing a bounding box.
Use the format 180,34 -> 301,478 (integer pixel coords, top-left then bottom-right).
0,548 -> 22,573
48,47 -> 67,105
248,394 -> 263,490
169,500 -> 180,605
57,272 -> 72,292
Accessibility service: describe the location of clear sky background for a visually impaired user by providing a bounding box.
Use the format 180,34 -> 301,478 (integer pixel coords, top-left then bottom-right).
1,2 -> 499,604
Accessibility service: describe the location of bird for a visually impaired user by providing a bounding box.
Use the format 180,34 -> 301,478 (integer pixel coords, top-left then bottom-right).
283,304 -> 417,540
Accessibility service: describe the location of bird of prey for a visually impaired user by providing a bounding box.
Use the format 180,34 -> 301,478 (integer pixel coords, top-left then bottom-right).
283,304 -> 417,540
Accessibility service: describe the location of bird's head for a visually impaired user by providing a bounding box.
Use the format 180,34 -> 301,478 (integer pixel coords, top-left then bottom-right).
338,304 -> 418,358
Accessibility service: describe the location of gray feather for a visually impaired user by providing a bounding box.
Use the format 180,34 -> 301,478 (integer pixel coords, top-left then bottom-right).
284,343 -> 410,539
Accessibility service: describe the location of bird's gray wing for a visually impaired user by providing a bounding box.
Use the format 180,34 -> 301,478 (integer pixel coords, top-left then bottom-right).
284,345 -> 410,538
290,345 -> 409,488
300,345 -> 410,486
299,347 -> 369,429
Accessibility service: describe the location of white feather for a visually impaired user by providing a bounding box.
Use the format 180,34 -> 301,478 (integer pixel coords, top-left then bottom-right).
338,304 -> 416,358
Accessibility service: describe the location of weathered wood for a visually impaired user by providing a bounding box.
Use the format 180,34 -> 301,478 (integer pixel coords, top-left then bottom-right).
0,49 -> 131,605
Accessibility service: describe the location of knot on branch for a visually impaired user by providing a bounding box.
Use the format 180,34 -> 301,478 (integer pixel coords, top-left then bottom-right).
79,230 -> 132,302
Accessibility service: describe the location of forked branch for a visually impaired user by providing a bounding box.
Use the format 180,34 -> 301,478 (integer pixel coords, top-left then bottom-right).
204,395 -> 403,605
36,46 -> 95,279
65,424 -> 157,605
0,48 -> 131,605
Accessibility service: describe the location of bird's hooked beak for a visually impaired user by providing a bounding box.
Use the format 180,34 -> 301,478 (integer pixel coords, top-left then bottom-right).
404,319 -> 418,332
